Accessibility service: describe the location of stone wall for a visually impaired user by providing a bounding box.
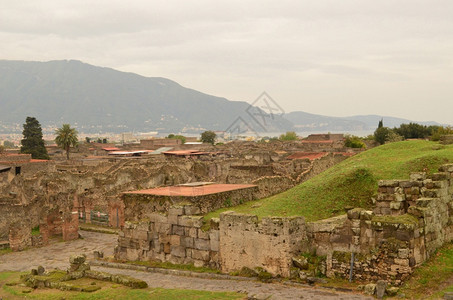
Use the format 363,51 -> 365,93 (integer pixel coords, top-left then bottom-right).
123,185 -> 258,221
116,204 -> 220,268
219,212 -> 306,277
307,164 -> 453,285
115,164 -> 453,285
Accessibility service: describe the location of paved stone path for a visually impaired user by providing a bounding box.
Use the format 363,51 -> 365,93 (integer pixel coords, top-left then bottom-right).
0,231 -> 371,299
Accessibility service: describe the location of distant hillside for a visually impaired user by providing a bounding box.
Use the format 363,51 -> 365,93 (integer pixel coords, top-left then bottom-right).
0,59 -> 442,135
0,60 -> 292,133
285,111 -> 441,132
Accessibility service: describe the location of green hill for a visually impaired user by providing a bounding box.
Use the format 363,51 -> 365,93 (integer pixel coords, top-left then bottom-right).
205,140 -> 453,222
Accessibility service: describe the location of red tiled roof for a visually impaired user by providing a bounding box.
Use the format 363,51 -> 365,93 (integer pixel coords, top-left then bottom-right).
102,147 -> 120,151
125,183 -> 256,197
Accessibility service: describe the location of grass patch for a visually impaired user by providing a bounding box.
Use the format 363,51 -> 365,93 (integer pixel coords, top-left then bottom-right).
0,247 -> 12,256
204,140 -> 453,223
127,260 -> 222,274
0,271 -> 245,299
399,242 -> 453,299
31,226 -> 40,236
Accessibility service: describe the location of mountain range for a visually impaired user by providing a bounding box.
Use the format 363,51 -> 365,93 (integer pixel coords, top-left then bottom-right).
0,60 -> 441,134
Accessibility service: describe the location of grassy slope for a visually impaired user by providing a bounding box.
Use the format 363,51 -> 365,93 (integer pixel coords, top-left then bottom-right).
399,242 -> 453,299
205,140 -> 453,222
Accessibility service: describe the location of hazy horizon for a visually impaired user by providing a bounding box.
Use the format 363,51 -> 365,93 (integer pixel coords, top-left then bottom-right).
1,1 -> 452,123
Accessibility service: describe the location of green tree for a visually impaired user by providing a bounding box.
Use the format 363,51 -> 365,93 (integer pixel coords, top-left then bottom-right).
378,119 -> 383,128
344,135 -> 366,148
3,140 -> 15,148
55,124 -> 78,160
20,117 -> 49,159
394,123 -> 429,139
374,127 -> 390,145
200,131 -> 216,144
279,131 -> 298,141
167,134 -> 186,144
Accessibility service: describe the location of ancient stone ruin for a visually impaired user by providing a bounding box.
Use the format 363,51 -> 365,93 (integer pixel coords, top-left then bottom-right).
115,163 -> 453,286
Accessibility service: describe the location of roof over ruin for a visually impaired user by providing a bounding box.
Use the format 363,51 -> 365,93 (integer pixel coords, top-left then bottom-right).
125,183 -> 257,197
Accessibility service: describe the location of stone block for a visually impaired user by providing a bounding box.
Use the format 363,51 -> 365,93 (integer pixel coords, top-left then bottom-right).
376,280 -> 387,299
210,237 -> 219,252
194,238 -> 210,251
133,230 -> 148,241
198,229 -> 209,239
410,172 -> 426,181
172,225 -> 185,236
139,239 -> 151,251
169,206 -> 184,216
180,236 -> 194,248
399,181 -> 413,188
156,222 -> 171,234
210,250 -> 219,263
178,216 -> 194,227
185,227 -> 198,238
167,215 -> 178,225
360,210 -> 374,220
390,201 -> 402,210
69,254 -> 86,264
394,258 -> 409,266
184,205 -> 201,215
347,208 -> 364,220
379,180 -> 399,187
185,248 -> 192,258
170,245 -> 186,257
364,283 -> 376,295
170,235 -> 180,246
193,259 -> 205,268
398,248 -> 409,259
149,213 -> 167,223
192,249 -> 210,261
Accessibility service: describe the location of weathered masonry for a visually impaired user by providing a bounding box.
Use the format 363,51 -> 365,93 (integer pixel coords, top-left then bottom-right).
115,183 -> 259,267
116,164 -> 453,284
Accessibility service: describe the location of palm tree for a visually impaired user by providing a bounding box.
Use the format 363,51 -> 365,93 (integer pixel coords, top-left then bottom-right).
55,124 -> 78,160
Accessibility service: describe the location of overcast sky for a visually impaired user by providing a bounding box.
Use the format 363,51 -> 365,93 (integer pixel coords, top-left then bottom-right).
1,1 -> 452,123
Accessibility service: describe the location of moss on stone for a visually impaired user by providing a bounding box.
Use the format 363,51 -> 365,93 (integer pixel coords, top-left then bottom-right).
372,214 -> 419,226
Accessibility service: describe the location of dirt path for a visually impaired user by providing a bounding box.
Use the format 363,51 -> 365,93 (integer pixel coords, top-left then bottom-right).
0,231 -> 371,299
0,231 -> 117,272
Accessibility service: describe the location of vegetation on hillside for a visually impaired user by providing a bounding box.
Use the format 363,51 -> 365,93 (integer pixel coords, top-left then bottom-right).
205,140 -> 453,222
373,120 -> 453,144
279,131 -> 298,141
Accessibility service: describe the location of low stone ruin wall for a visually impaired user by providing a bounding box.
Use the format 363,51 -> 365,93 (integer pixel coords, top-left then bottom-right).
309,164 -> 453,285
219,212 -> 306,276
116,164 -> 453,285
115,206 -> 307,277
116,204 -> 220,268
122,185 -> 258,221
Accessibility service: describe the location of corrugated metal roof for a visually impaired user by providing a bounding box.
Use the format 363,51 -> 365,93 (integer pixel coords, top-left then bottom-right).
0,165 -> 11,172
150,147 -> 173,154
